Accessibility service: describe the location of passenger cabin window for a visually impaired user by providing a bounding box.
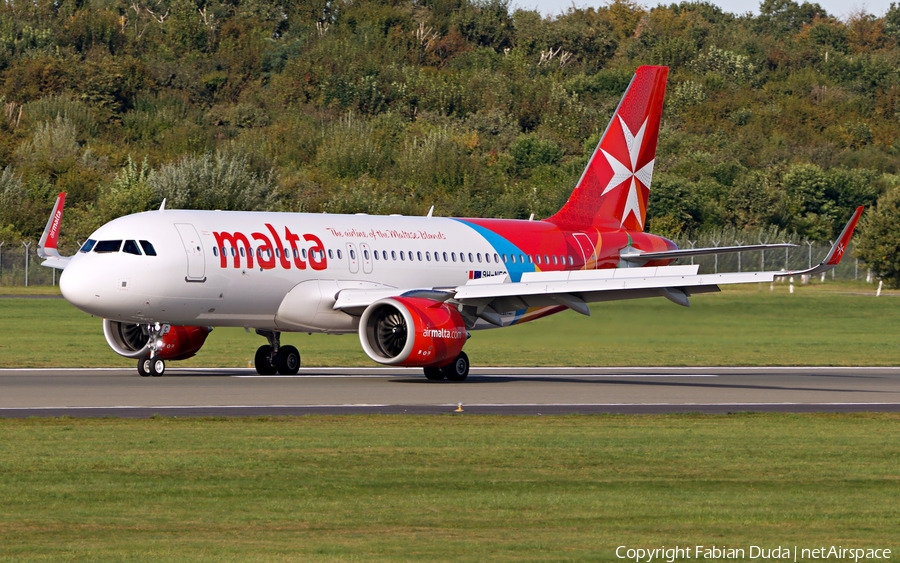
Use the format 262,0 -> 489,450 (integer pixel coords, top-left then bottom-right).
94,240 -> 122,253
417,251 -> 422,261
80,239 -> 97,253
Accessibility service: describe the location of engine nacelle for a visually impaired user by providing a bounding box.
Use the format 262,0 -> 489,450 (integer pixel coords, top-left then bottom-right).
359,297 -> 466,367
103,320 -> 211,361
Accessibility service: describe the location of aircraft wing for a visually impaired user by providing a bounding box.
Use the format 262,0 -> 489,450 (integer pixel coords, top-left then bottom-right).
333,207 -> 864,321
619,242 -> 795,263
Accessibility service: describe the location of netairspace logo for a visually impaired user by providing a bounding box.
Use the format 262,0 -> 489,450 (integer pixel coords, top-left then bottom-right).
616,546 -> 892,563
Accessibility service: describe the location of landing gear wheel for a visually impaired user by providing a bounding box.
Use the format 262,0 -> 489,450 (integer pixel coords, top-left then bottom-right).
149,358 -> 165,377
275,345 -> 301,375
423,367 -> 445,380
442,351 -> 469,382
138,357 -> 151,377
254,345 -> 278,375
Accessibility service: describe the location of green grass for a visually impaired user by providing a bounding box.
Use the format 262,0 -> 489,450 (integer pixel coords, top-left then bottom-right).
0,414 -> 897,561
1,282 -> 899,367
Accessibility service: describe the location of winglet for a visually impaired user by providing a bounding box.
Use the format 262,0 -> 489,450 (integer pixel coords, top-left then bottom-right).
823,205 -> 864,266
777,206 -> 864,277
37,192 -> 71,269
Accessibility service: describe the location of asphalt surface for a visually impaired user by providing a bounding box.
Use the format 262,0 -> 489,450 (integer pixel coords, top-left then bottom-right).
1,366 -> 899,417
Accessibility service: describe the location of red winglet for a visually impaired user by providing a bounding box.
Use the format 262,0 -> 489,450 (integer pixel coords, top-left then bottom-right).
38,192 -> 66,258
825,205 -> 864,266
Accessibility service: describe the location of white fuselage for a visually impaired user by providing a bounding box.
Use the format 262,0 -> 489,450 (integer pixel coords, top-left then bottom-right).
60,209 -> 532,332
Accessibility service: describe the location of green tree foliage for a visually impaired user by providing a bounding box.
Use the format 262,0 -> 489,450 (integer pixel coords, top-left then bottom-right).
148,149 -> 277,211
0,0 -> 898,257
855,185 -> 900,287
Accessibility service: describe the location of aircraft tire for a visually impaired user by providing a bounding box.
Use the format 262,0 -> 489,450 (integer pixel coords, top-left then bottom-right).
442,351 -> 469,382
138,357 -> 151,377
423,367 -> 445,380
255,345 -> 278,375
276,345 -> 301,375
150,358 -> 165,377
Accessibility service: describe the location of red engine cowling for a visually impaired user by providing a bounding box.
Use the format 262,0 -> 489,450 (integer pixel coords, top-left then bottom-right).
358,297 -> 466,367
103,320 -> 211,360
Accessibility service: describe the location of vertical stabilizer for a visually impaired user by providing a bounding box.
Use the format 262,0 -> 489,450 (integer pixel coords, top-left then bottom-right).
547,66 -> 668,232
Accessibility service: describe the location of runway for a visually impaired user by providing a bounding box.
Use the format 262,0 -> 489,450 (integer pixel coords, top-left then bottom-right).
1,366 -> 899,416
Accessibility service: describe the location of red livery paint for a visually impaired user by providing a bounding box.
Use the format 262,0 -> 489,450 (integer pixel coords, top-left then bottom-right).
213,225 -> 327,271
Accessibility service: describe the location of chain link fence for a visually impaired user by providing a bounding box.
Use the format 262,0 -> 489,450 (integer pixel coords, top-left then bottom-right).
0,243 -> 61,287
0,237 -> 871,287
670,231 -> 867,282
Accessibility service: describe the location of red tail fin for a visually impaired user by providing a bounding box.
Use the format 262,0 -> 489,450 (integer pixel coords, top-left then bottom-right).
547,66 -> 668,232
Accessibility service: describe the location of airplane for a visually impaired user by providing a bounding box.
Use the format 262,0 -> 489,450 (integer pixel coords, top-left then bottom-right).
36,65 -> 863,380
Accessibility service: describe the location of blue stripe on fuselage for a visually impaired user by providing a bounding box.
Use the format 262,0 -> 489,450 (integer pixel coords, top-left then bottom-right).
452,219 -> 535,282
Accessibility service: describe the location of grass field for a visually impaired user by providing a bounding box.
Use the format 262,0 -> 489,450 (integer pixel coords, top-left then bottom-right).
1,282 -> 898,367
0,414 -> 897,562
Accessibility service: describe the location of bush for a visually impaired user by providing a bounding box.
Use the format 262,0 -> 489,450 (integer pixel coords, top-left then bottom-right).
148,150 -> 277,211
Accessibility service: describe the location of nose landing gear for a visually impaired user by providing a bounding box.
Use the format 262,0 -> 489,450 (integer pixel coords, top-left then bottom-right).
137,356 -> 165,377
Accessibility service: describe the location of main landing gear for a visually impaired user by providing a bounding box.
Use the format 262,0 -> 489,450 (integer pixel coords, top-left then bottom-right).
254,330 -> 301,375
423,351 -> 470,382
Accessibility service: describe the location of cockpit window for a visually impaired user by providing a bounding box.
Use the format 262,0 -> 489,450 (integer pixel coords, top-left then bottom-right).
122,240 -> 141,255
80,239 -> 96,253
94,240 -> 123,253
139,240 -> 157,256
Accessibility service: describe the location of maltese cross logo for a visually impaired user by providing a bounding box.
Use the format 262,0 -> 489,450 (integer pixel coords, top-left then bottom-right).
600,115 -> 655,228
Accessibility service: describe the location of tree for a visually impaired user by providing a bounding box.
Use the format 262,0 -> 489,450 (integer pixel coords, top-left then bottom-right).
854,185 -> 900,287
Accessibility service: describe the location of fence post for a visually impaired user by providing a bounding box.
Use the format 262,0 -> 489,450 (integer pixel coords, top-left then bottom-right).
712,240 -> 719,274
759,237 -> 768,271
0,241 -> 4,282
688,241 -> 696,265
23,241 -> 31,287
806,240 -> 813,269
735,240 -> 743,272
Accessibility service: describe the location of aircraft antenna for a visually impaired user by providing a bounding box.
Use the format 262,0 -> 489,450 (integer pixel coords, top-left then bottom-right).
159,199 -> 166,212
426,205 -> 434,218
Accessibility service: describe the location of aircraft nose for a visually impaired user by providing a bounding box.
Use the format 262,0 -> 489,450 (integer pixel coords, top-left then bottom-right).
60,258 -> 103,315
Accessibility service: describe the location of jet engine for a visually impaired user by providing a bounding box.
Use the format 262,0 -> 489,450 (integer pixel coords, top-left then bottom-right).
359,297 -> 466,367
103,320 -> 211,361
